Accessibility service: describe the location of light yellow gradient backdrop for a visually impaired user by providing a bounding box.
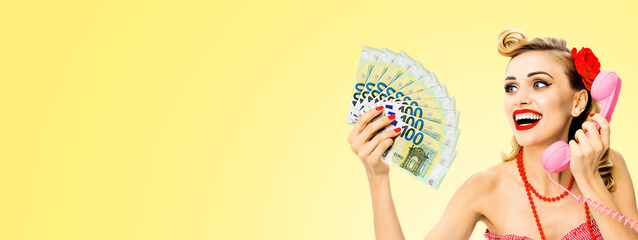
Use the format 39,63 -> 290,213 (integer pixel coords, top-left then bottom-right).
2,0 -> 638,239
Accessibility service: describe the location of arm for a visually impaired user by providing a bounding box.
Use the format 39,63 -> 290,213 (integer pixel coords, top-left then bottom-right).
367,171 -> 405,240
608,149 -> 638,225
349,107 -> 485,239
577,149 -> 638,239
348,106 -> 403,239
366,163 -> 487,240
423,170 -> 489,240
570,114 -> 638,238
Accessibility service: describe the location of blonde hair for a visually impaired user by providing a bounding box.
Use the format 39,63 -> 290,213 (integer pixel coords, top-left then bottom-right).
497,28 -> 615,191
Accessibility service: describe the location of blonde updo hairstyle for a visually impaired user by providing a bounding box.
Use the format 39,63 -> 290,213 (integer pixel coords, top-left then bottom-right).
497,28 -> 615,191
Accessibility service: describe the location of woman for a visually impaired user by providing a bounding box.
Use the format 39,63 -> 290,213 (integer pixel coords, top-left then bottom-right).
347,28 -> 638,239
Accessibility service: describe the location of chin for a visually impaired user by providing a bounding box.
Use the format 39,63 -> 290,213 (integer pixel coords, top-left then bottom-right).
513,129 -> 563,148
514,135 -> 543,147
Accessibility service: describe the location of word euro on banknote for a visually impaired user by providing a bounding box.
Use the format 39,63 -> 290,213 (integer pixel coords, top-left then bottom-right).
379,116 -> 457,189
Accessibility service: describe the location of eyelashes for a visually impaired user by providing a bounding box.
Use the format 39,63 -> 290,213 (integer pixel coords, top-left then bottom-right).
504,80 -> 552,93
533,80 -> 551,88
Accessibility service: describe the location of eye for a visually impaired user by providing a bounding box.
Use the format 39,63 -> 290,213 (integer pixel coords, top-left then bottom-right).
505,84 -> 518,93
533,80 -> 551,88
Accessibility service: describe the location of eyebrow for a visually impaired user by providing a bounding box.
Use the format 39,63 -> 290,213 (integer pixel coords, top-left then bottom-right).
505,71 -> 554,81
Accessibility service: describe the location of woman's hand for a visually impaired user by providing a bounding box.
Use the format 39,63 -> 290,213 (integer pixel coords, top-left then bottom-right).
569,113 -> 611,180
347,106 -> 401,176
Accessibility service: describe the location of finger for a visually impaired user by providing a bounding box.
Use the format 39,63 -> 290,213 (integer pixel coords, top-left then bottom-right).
361,127 -> 401,159
569,139 -> 582,158
359,114 -> 398,143
574,129 -> 593,156
368,138 -> 395,163
352,105 -> 384,135
582,121 -> 603,152
368,127 -> 402,147
358,128 -> 401,159
590,113 -> 610,148
574,129 -> 585,143
357,139 -> 377,160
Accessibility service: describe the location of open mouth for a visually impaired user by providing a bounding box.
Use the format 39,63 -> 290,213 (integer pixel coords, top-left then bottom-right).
513,109 -> 542,131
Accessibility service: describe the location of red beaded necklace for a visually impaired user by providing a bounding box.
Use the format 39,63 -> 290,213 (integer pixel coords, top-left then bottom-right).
516,147 -> 595,240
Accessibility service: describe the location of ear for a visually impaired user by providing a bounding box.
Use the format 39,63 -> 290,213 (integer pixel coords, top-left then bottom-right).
571,89 -> 589,117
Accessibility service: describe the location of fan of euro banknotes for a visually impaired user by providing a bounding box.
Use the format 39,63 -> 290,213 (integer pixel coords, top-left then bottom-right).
346,46 -> 460,189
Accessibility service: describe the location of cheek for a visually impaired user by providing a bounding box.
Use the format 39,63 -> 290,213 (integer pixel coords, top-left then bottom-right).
538,94 -> 571,120
538,91 -> 559,107
503,100 -> 507,115
503,98 -> 511,118
503,97 -> 515,125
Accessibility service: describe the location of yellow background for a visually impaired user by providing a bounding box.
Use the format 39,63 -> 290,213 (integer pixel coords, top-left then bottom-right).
2,0 -> 638,239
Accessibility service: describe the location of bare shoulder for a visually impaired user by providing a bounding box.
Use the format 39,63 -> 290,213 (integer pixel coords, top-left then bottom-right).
463,160 -> 512,189
455,160 -> 514,206
608,148 -> 627,169
606,148 -> 638,218
608,148 -> 632,186
426,159 -> 513,239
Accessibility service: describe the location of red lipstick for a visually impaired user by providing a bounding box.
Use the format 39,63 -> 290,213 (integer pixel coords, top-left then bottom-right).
513,109 -> 543,131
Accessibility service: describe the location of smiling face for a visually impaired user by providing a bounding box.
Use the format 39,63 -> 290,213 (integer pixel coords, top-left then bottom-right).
503,50 -> 581,147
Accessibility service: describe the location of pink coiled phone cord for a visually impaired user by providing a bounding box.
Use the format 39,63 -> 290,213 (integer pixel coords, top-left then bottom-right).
548,172 -> 638,231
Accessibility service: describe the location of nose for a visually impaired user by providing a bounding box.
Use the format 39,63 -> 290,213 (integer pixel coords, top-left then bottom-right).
515,86 -> 532,106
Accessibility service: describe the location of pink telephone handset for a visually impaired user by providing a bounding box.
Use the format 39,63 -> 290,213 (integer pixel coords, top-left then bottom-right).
541,70 -> 621,172
540,71 -> 637,231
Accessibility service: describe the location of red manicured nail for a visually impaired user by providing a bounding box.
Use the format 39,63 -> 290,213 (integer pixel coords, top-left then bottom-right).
394,127 -> 401,133
589,113 -> 595,117
376,106 -> 383,111
388,115 -> 396,120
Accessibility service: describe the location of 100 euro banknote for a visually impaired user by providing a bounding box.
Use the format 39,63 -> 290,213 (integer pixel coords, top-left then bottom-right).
347,46 -> 459,188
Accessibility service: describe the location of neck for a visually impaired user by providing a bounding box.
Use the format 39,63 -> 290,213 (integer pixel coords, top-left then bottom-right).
521,145 -> 573,196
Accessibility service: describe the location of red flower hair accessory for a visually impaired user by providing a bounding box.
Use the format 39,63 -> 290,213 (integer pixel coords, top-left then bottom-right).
571,47 -> 601,91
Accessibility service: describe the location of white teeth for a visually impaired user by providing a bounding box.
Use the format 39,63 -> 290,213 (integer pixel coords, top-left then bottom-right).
515,112 -> 542,121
